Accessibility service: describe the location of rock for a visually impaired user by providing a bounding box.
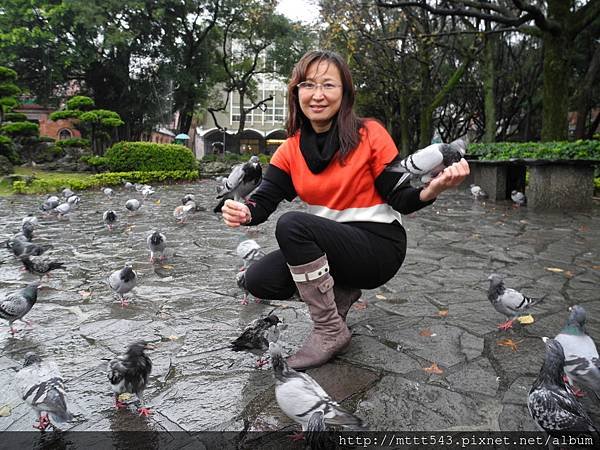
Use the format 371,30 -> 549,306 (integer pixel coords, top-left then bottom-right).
0,155 -> 13,175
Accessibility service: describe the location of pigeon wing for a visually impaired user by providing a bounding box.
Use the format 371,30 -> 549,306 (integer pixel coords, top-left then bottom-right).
0,293 -> 30,321
217,163 -> 245,198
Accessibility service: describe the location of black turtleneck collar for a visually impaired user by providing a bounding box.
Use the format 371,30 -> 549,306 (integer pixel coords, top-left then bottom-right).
299,118 -> 340,174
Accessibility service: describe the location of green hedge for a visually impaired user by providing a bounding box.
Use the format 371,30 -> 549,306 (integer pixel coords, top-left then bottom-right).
470,140 -> 600,161
3,112 -> 27,122
56,137 -> 90,149
105,142 -> 198,172
0,121 -> 39,137
12,170 -> 199,194
201,152 -> 271,164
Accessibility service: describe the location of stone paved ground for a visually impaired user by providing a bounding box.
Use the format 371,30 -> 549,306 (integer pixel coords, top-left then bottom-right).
0,180 -> 599,436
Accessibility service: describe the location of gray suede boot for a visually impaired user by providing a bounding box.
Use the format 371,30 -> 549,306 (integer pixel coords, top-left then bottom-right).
334,285 -> 362,321
286,255 -> 351,370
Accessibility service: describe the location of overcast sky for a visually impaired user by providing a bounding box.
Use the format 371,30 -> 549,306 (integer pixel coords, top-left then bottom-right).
276,0 -> 321,24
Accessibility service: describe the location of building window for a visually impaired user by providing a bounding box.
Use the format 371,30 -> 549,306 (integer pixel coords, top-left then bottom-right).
239,138 -> 260,154
58,129 -> 72,140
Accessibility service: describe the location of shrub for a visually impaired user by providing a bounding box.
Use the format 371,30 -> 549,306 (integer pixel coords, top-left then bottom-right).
0,134 -> 20,163
66,95 -> 95,111
470,140 -> 600,161
105,142 -> 198,172
0,121 -> 39,137
80,155 -> 109,171
3,112 -> 27,122
56,138 -> 91,149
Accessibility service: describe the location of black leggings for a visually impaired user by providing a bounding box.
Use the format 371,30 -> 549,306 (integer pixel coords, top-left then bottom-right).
245,211 -> 407,300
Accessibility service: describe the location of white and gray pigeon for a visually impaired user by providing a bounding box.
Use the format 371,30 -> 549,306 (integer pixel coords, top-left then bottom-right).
51,201 -> 72,219
22,215 -> 39,228
62,188 -> 74,199
182,193 -> 195,205
511,190 -> 527,206
123,181 -> 134,189
236,239 -> 265,304
103,187 -> 115,197
487,273 -> 545,330
125,198 -> 142,213
0,283 -> 39,335
470,184 -> 488,199
269,342 -> 366,433
40,195 -> 60,212
385,139 -> 466,191
15,352 -> 73,431
107,341 -> 153,416
554,305 -> 600,401
173,201 -> 195,223
213,155 -> 262,213
147,231 -> 167,262
108,265 -> 137,307
103,210 -> 118,231
67,194 -> 80,206
528,338 -> 598,441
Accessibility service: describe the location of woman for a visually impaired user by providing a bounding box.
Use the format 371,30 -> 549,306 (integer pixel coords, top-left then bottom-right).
222,50 -> 469,370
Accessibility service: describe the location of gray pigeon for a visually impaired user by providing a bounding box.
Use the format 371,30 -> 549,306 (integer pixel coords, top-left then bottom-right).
51,201 -> 72,219
103,187 -> 115,197
487,273 -> 545,330
22,215 -> 39,227
306,410 -> 336,450
40,195 -> 60,212
173,202 -> 195,223
7,239 -> 52,259
21,255 -> 66,278
385,139 -> 466,191
108,265 -> 137,306
236,239 -> 265,304
15,221 -> 35,242
528,338 -> 598,441
62,188 -> 74,199
15,352 -> 73,431
0,283 -> 39,335
269,342 -> 366,433
125,198 -> 141,213
470,184 -> 488,199
147,231 -> 167,262
66,195 -> 80,206
182,193 -> 195,205
107,341 -> 154,416
103,210 -> 118,231
554,305 -> 600,400
511,190 -> 526,206
123,181 -> 134,189
231,315 -> 281,367
213,155 -> 262,212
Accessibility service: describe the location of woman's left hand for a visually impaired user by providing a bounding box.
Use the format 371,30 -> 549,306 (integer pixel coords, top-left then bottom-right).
420,158 -> 470,202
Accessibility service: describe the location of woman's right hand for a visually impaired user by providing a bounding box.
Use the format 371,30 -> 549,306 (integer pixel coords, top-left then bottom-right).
222,199 -> 251,228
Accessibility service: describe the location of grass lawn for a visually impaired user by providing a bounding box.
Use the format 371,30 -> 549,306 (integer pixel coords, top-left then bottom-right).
0,167 -> 94,197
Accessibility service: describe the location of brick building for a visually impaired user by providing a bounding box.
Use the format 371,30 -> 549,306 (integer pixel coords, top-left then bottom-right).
14,103 -> 80,140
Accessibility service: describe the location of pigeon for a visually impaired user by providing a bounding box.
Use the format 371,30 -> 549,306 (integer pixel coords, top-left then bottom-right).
103,210 -> 118,231
528,338 -> 598,440
108,265 -> 137,306
173,202 -> 195,224
21,256 -> 65,278
511,190 -> 526,206
385,139 -> 467,191
51,201 -> 72,219
40,195 -> 60,212
0,283 -> 39,335
470,184 -> 488,199
235,239 -> 265,305
213,155 -> 262,213
66,195 -> 80,206
306,410 -> 336,450
22,215 -> 39,227
62,188 -> 74,199
269,342 -> 366,434
487,273 -> 545,330
182,193 -> 195,205
103,187 -> 115,197
123,181 -> 134,189
125,198 -> 142,213
15,352 -> 73,431
7,239 -> 52,259
231,315 -> 281,367
554,305 -> 600,400
146,231 -> 167,262
12,221 -> 35,242
137,185 -> 155,199
107,341 -> 154,416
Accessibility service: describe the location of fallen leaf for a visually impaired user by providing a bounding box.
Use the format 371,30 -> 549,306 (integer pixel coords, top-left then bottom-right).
0,404 -> 11,417
78,290 -> 91,298
497,338 -> 523,352
423,362 -> 443,374
437,309 -> 449,318
353,301 -> 367,311
118,393 -> 133,402
592,265 -> 600,270
154,199 -> 161,205
375,294 -> 387,300
419,329 -> 434,337
545,267 -> 564,273
517,314 -> 534,325
168,335 -> 178,341
161,264 -> 174,270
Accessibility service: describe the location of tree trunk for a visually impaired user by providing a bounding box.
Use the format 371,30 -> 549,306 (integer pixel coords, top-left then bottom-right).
483,32 -> 496,143
574,44 -> 600,139
399,95 -> 410,157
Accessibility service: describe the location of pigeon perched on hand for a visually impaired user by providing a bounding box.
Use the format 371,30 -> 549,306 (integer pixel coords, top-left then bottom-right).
15,352 -> 74,431
213,155 -> 262,213
125,198 -> 142,213
528,338 -> 598,439
7,239 -> 52,259
269,342 -> 366,435
554,305 -> 600,400
231,315 -> 281,367
107,341 -> 154,416
147,231 -> 166,262
0,283 -> 39,335
511,190 -> 526,206
385,139 -> 466,191
235,239 -> 265,304
108,265 -> 137,307
21,256 -> 66,278
470,184 -> 488,199
487,273 -> 545,330
103,210 -> 118,231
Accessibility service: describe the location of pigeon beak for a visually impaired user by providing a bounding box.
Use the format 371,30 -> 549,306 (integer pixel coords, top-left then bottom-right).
541,336 -> 549,344
144,343 -> 157,350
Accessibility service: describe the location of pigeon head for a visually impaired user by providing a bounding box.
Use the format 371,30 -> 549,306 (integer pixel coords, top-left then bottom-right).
126,341 -> 155,356
149,231 -> 163,246
121,266 -> 136,282
21,222 -> 34,240
249,155 -> 259,164
487,273 -> 504,289
565,305 -> 586,330
539,337 -> 566,384
22,283 -> 40,303
182,194 -> 195,205
23,352 -> 43,367
265,315 -> 281,326
268,342 -> 289,378
105,210 -> 117,222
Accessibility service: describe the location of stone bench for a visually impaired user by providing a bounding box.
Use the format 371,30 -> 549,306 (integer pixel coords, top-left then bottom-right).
467,158 -> 598,211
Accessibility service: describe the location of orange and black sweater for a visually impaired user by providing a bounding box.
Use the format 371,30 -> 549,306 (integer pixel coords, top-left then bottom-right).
245,119 -> 435,242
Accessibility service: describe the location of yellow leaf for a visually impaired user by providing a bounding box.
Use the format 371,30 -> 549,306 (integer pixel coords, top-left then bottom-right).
437,309 -> 449,317
0,404 -> 11,417
545,267 -> 564,273
118,393 -> 133,401
375,294 -> 387,300
154,199 -> 161,205
564,271 -> 574,278
497,338 -> 523,352
168,335 -> 178,341
161,264 -> 174,270
592,265 -> 600,270
517,314 -> 534,325
423,362 -> 443,374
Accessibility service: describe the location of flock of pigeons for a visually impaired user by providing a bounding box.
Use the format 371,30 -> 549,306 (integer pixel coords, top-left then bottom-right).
470,184 -> 527,206
1,145 -> 598,441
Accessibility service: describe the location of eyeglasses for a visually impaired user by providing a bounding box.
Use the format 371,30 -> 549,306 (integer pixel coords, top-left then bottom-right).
297,81 -> 342,91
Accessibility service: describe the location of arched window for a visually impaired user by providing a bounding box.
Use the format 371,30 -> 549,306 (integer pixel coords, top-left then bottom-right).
58,129 -> 72,140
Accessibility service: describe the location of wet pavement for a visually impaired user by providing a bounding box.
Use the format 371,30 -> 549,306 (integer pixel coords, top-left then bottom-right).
0,180 -> 599,435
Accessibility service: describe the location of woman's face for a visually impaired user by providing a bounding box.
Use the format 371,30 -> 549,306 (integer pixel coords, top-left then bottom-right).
298,60 -> 343,133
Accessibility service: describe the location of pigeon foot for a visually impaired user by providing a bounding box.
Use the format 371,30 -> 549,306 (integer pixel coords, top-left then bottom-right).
287,432 -> 305,441
497,319 -> 514,331
137,407 -> 152,417
255,357 -> 268,368
120,298 -> 129,307
114,399 -> 127,410
33,414 -> 50,431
